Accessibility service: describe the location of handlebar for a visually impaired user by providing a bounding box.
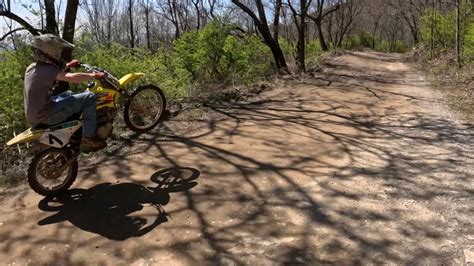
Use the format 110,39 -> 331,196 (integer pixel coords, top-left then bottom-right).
77,62 -> 121,90
79,63 -> 103,73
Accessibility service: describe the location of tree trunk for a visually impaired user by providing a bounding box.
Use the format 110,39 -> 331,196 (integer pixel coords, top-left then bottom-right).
273,0 -> 282,41
316,21 -> 328,51
297,0 -> 309,73
129,0 -> 135,48
456,0 -> 461,67
145,4 -> 151,49
192,0 -> 201,30
231,0 -> 288,72
258,24 -> 288,71
62,0 -> 79,61
44,0 -> 58,34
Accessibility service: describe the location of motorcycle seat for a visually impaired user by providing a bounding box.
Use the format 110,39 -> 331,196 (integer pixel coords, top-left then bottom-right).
33,113 -> 82,131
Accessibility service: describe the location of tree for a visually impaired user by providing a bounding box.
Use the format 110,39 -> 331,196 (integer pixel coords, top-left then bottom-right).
326,0 -> 364,48
129,0 -> 135,48
0,2 -> 41,36
307,0 -> 341,51
141,0 -> 153,49
389,0 -> 430,46
456,0 -> 461,66
273,0 -> 283,40
45,0 -> 59,34
231,0 -> 289,72
287,0 -> 312,72
157,0 -> 182,39
366,0 -> 387,49
83,0 -> 118,45
62,0 -> 79,61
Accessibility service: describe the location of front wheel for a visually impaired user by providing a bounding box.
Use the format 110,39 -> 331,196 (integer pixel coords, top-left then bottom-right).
124,84 -> 166,133
27,148 -> 78,196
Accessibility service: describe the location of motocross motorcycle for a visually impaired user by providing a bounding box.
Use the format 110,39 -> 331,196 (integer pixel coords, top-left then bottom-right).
6,63 -> 166,196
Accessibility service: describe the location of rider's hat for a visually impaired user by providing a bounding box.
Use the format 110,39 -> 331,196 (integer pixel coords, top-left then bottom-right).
31,34 -> 75,64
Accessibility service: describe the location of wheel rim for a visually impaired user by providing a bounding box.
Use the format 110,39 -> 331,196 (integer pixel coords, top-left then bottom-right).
128,88 -> 164,130
35,150 -> 72,192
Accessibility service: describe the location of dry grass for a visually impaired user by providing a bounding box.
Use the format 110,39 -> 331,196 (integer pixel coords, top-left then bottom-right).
410,47 -> 474,122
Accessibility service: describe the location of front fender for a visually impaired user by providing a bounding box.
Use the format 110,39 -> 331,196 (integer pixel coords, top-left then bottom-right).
119,73 -> 146,87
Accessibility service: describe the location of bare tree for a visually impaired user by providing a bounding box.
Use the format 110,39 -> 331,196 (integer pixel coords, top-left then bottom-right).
0,1 -> 41,36
83,0 -> 119,45
156,0 -> 182,39
61,0 -> 79,61
287,0 -> 312,72
326,0 -> 364,48
366,0 -> 387,49
45,0 -> 59,34
456,0 -> 461,66
141,0 -> 153,49
307,0 -> 341,51
231,0 -> 289,72
129,0 -> 135,48
273,0 -> 283,40
389,0 -> 430,46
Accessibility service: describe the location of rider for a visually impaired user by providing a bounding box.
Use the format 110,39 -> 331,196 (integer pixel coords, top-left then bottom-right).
24,34 -> 106,152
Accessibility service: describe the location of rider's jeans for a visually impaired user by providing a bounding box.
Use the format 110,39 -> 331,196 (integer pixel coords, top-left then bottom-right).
45,91 -> 97,138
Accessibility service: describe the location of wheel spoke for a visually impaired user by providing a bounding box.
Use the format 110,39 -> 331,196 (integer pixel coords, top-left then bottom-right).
126,86 -> 165,130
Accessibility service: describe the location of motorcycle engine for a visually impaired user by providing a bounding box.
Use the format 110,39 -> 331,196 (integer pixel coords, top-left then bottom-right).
96,107 -> 117,140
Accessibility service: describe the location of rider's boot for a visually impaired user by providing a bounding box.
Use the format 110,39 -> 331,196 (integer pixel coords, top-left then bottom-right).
80,137 -> 107,152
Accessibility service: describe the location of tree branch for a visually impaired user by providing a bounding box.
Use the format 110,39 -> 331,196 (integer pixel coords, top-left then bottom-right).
231,0 -> 263,27
0,11 -> 40,35
0,27 -> 28,41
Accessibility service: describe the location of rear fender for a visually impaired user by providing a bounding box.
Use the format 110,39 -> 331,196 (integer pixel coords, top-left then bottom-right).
7,121 -> 83,148
7,128 -> 44,146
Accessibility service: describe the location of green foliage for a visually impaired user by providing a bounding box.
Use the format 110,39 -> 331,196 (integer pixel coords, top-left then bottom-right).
464,21 -> 474,59
173,20 -> 273,87
341,32 -> 408,53
359,32 -> 375,49
306,40 -> 323,61
0,47 -> 32,142
421,8 -> 456,52
462,11 -> 474,60
0,20 -> 273,143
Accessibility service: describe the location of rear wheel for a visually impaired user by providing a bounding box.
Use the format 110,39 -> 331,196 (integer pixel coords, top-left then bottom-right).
124,84 -> 166,133
27,148 -> 78,196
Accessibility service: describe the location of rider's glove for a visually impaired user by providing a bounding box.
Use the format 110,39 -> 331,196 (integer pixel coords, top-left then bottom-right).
66,59 -> 81,68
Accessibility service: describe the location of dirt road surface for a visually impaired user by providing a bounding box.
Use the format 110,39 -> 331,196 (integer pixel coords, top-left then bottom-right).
0,51 -> 472,265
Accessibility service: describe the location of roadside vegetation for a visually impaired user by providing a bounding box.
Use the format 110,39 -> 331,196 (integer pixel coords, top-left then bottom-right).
412,0 -> 474,121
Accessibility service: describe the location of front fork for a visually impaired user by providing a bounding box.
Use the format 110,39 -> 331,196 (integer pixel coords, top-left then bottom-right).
54,145 -> 80,176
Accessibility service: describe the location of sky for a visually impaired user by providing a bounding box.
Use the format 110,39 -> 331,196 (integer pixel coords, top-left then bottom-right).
1,0 -> 71,36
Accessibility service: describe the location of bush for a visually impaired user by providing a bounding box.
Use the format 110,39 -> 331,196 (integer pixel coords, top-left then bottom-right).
0,20 -> 274,144
463,19 -> 474,60
0,47 -> 31,143
421,8 -> 456,53
306,40 -> 324,61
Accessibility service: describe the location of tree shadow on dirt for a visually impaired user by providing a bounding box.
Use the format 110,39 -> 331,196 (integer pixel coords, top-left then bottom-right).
37,167 -> 199,241
4,53 -> 471,264
69,53 -> 473,263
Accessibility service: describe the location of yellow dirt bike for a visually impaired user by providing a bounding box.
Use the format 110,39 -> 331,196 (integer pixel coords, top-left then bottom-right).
7,63 -> 166,196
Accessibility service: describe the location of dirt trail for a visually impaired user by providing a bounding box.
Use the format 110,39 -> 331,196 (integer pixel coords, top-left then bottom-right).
0,51 -> 473,265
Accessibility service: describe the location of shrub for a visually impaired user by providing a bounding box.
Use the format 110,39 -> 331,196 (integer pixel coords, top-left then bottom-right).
0,47 -> 31,142
0,20 -> 274,144
421,8 -> 456,53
